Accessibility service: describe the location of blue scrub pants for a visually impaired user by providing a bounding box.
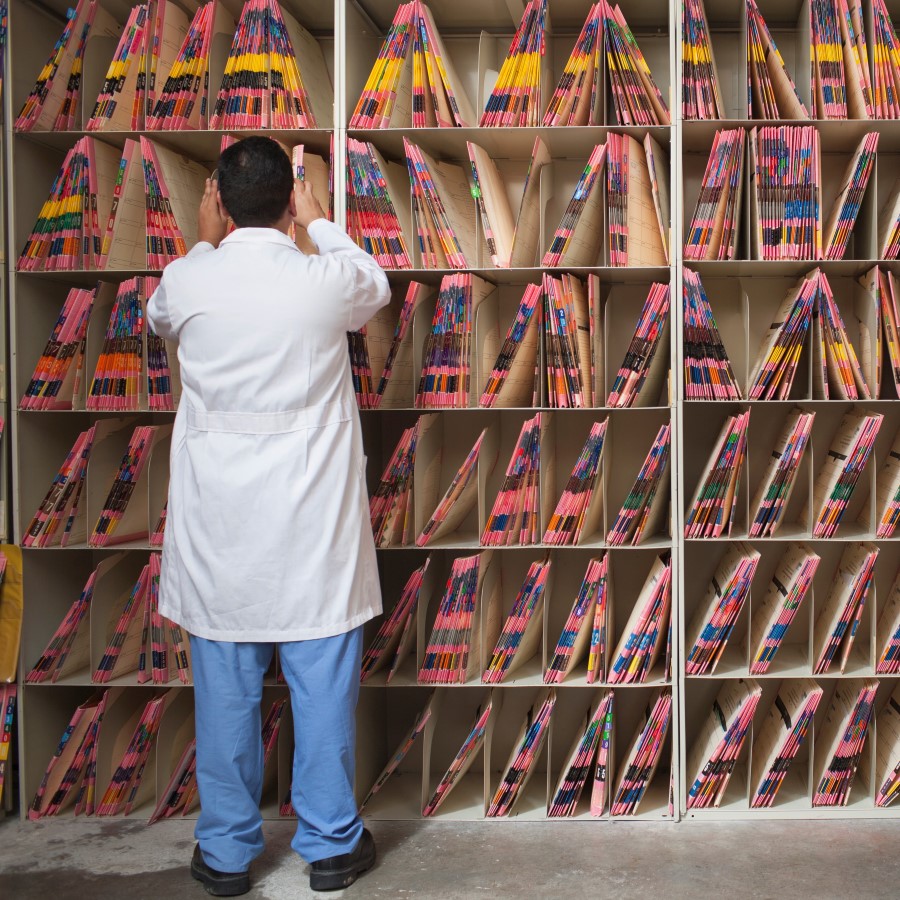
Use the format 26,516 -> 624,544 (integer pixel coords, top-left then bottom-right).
190,627 -> 364,872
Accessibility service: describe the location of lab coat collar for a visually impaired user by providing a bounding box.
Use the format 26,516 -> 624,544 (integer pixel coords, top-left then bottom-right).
220,227 -> 299,250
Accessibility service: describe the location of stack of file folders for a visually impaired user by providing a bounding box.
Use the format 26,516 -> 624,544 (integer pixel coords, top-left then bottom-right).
686,679 -> 762,809
813,678 -> 878,806
751,680 -> 823,808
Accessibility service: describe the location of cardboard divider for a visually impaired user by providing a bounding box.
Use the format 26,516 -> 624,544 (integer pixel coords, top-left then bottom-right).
423,686 -> 496,819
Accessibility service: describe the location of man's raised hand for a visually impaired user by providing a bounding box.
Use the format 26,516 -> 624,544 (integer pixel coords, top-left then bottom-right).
198,177 -> 230,248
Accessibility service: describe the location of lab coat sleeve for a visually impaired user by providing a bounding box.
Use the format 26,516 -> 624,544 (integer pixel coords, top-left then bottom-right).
306,218 -> 391,331
146,241 -> 216,340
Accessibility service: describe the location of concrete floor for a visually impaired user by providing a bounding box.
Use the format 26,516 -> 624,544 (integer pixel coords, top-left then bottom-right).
1,818 -> 899,899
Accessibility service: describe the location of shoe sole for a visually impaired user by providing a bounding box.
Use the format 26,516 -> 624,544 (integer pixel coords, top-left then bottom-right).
191,860 -> 251,897
309,850 -> 376,892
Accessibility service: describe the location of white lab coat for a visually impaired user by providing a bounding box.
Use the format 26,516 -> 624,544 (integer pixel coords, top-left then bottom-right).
147,220 -> 391,642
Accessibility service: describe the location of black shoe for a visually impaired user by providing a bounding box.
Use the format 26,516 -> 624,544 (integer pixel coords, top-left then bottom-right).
309,828 -> 376,892
191,844 -> 250,897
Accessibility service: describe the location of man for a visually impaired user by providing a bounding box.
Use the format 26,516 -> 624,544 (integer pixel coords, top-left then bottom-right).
147,136 -> 391,895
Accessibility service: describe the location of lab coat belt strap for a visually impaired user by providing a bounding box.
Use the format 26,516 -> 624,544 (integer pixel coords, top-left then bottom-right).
186,400 -> 353,434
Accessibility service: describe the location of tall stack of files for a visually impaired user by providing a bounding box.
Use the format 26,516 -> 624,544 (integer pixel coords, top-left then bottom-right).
685,543 -> 761,676
606,282 -> 670,409
423,691 -> 500,815
813,542 -> 878,674
682,269 -> 741,400
0,684 -> 14,811
479,283 -> 542,408
548,690 -> 613,817
813,678 -> 878,806
811,411 -> 882,537
544,555 -> 609,683
599,0 -> 670,126
683,129 -> 744,261
542,134 -> 668,268
606,422 -> 671,546
349,281 -> 430,409
74,277 -> 181,412
487,689 -> 555,816
84,3 -> 151,132
419,552 -> 493,684
479,0 -> 548,127
745,0 -> 809,119
747,270 -> 871,400
607,554 -> 671,684
16,136 -> 115,270
415,426 -> 486,546
542,3 -> 604,125
481,414 -> 541,547
88,424 -> 172,547
369,420 -> 422,547
750,126 -> 822,260
28,690 -> 110,817
543,420 -> 607,547
749,544 -> 820,674
873,0 -> 900,118
358,693 -> 435,813
415,273 -> 493,408
540,1 -> 669,126
345,138 -> 412,268
22,419 -> 172,547
361,559 -> 430,683
20,421 -> 128,548
686,679 -> 762,810
209,0 -> 331,129
19,286 -> 96,410
751,680 -> 823,808
748,410 -> 815,538
808,0 -> 874,119
26,552 -> 191,685
145,1 -> 235,131
869,267 -> 900,400
95,554 -> 191,685
606,133 -> 669,266
24,558 -> 107,682
821,132 -> 878,260
873,427 -> 900,537
610,688 -> 671,815
684,409 -> 750,539
467,138 -> 549,269
94,690 -> 174,816
482,558 -> 550,683
14,0 -> 119,131
29,687 -> 176,817
349,1 -> 474,128
17,136 -> 208,272
415,417 -> 497,547
681,0 -> 724,120
873,684 -> 900,806
542,273 -> 597,409
876,568 -> 900,673
404,139 -> 477,269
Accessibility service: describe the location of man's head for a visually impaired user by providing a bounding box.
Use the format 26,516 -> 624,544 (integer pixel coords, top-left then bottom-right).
217,136 -> 293,228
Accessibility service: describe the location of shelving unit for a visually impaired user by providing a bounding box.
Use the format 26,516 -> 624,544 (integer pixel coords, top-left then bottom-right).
679,0 -> 900,820
4,0 -> 899,826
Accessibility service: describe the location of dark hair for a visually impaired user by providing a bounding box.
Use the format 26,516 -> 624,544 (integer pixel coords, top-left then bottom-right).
217,136 -> 293,227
